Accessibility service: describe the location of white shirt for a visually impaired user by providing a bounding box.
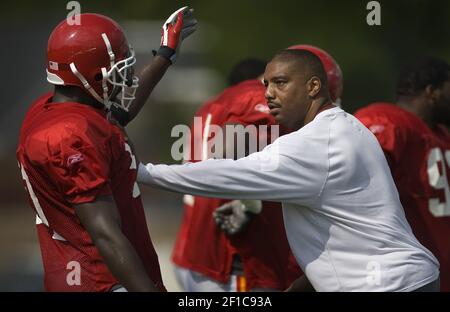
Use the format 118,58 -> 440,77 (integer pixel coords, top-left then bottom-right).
138,107 -> 439,291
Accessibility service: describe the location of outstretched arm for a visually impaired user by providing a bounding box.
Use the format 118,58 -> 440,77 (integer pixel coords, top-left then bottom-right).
138,156 -> 292,201
137,135 -> 328,204
113,7 -> 197,125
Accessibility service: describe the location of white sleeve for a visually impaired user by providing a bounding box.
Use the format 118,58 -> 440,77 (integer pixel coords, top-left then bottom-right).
137,131 -> 329,205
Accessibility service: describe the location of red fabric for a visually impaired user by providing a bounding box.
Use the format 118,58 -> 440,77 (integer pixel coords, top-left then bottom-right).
355,103 -> 450,291
172,80 -> 302,290
163,12 -> 183,50
17,93 -> 165,292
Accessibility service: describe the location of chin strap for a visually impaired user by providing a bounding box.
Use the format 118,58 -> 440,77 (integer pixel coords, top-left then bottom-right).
69,62 -> 105,105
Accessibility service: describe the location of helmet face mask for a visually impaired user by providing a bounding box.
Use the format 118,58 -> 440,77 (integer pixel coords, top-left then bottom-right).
46,13 -> 139,112
101,44 -> 139,111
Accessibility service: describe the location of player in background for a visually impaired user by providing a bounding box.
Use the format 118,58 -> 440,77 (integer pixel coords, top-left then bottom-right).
172,58 -> 301,292
16,8 -> 196,291
354,57 -> 450,291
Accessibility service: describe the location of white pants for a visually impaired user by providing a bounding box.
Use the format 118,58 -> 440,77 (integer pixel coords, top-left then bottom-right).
174,265 -> 278,292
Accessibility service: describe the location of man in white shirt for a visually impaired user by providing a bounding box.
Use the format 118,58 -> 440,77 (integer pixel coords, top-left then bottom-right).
137,49 -> 440,291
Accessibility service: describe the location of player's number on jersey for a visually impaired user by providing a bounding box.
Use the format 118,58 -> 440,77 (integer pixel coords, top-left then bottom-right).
124,142 -> 141,198
18,163 -> 49,226
124,142 -> 137,170
427,148 -> 450,217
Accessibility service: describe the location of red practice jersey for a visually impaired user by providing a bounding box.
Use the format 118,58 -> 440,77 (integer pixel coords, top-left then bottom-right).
17,93 -> 165,292
172,80 -> 302,290
355,103 -> 450,291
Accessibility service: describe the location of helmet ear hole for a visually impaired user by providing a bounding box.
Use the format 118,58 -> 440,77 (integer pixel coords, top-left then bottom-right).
94,73 -> 103,81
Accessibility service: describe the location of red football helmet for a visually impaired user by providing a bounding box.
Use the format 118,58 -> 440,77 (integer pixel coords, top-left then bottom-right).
46,13 -> 138,111
288,44 -> 343,105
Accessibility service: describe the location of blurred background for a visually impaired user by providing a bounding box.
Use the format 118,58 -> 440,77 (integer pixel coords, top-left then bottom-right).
0,0 -> 449,291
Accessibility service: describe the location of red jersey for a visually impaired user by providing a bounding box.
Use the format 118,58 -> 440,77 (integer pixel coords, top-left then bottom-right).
17,93 -> 165,292
355,103 -> 450,291
172,80 -> 302,290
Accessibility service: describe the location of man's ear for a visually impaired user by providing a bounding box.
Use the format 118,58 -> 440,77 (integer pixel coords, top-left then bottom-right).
307,76 -> 322,98
425,85 -> 441,106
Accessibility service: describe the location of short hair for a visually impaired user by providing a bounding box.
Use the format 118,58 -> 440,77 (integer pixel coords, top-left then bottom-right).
396,57 -> 450,96
271,49 -> 328,88
228,58 -> 267,86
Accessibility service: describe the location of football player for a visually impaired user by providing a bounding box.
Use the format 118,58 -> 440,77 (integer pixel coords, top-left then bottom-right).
355,57 -> 450,291
16,8 -> 196,291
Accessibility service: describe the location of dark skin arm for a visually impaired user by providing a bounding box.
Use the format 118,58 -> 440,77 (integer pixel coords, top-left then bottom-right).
126,6 -> 198,122
127,56 -> 171,122
74,195 -> 158,292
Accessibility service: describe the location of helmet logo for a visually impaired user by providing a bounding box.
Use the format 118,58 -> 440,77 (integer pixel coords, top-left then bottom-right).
254,103 -> 270,114
67,153 -> 84,167
49,61 -> 59,71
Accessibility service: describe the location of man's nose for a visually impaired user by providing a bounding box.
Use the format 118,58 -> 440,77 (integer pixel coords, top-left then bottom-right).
265,84 -> 274,100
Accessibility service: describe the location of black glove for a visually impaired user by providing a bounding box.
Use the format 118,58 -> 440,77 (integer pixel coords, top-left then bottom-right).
213,200 -> 262,236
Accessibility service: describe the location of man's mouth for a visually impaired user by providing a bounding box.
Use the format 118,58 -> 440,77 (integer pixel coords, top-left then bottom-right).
268,102 -> 281,116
